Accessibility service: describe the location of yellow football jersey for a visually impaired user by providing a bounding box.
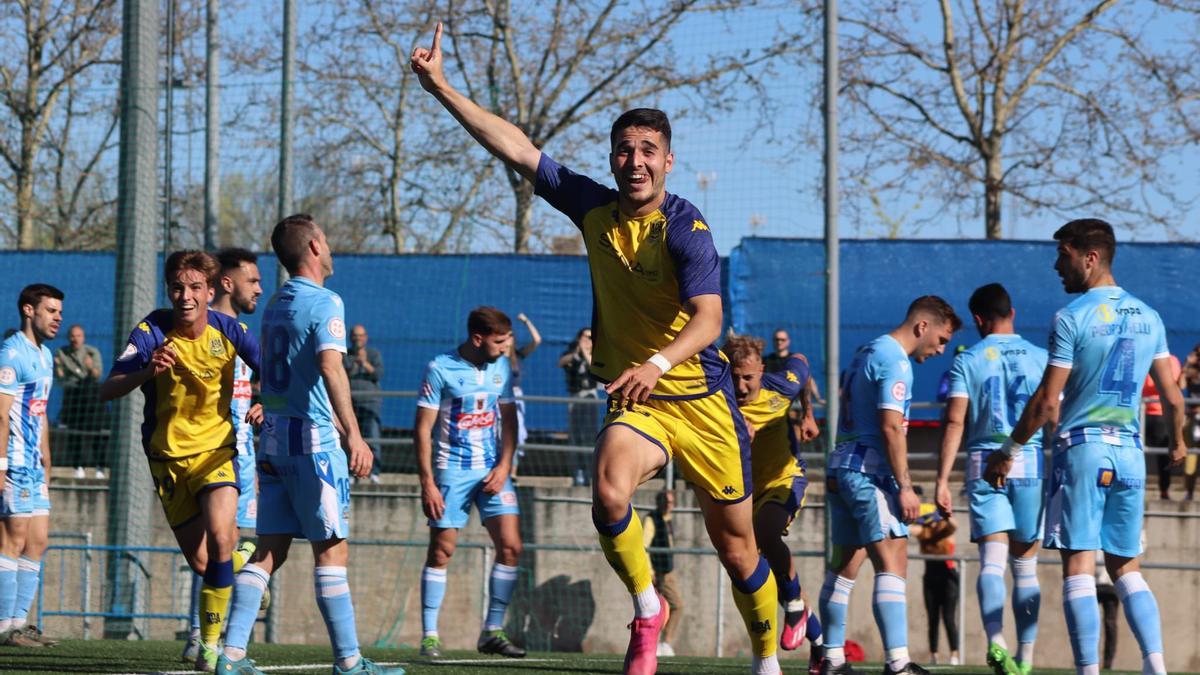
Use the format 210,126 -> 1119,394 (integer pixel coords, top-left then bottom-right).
739,355 -> 809,493
536,153 -> 728,399
110,309 -> 260,459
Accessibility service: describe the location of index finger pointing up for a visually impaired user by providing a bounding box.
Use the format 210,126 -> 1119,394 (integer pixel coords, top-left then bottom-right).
432,21 -> 443,54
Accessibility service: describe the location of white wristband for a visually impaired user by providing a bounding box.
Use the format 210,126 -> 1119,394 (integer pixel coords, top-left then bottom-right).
0,457 -> 7,472
1000,437 -> 1024,458
647,354 -> 672,375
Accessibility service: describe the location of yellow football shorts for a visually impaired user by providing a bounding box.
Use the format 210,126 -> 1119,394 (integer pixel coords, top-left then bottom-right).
603,386 -> 752,502
148,447 -> 240,529
752,472 -> 809,529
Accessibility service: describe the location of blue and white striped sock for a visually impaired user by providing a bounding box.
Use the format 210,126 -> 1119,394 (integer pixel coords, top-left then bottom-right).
188,572 -> 203,633
485,563 -> 518,632
222,563 -> 269,657
314,566 -> 360,668
13,557 -> 40,626
818,571 -> 854,665
1114,572 -> 1166,674
422,566 -> 447,638
872,573 -> 909,669
977,541 -> 1008,647
1010,554 -> 1040,661
0,555 -> 18,632
1063,574 -> 1100,668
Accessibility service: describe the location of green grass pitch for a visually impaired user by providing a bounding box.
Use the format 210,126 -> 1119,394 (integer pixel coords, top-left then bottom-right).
0,640 -> 1161,674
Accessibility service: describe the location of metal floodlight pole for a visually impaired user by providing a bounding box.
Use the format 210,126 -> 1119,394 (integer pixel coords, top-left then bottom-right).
204,0 -> 220,249
823,0 -> 839,564
106,0 -> 159,639
276,0 -> 296,287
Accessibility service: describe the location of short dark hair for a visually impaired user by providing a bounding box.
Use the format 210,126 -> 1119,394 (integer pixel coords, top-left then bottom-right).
18,283 -> 64,317
721,334 -> 766,365
271,213 -> 320,274
215,247 -> 258,274
906,295 -> 963,332
968,283 -> 1013,322
164,250 -> 219,287
1054,218 -> 1116,265
467,306 -> 512,337
610,108 -> 672,150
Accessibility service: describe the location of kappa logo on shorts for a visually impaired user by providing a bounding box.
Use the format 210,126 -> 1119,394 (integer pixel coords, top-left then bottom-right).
1097,468 -> 1115,487
722,485 -> 737,496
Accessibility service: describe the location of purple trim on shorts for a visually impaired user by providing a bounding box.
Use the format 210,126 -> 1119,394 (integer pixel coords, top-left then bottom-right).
717,379 -> 754,501
606,421 -> 670,465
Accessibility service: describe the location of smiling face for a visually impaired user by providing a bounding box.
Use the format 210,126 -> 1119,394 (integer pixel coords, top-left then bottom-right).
168,268 -> 214,326
609,126 -> 673,216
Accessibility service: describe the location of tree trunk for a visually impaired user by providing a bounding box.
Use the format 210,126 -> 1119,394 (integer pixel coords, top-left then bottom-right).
984,154 -> 1003,239
16,158 -> 35,249
512,180 -> 534,253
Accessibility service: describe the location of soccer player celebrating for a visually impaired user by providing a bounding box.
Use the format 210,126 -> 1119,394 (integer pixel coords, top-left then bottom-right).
414,24 -> 782,675
723,335 -> 825,670
989,220 -> 1184,675
181,248 -> 265,663
415,307 -> 525,659
0,284 -> 62,648
216,215 -> 401,675
101,252 -> 261,671
820,296 -> 961,675
934,283 -> 1047,675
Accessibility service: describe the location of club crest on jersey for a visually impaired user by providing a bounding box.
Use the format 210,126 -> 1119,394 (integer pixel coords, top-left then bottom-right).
493,373 -> 502,385
0,367 -> 14,386
891,381 -> 907,401
327,317 -> 346,339
209,337 -> 226,356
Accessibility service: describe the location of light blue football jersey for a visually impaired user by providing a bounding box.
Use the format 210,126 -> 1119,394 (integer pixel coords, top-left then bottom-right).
946,334 -> 1047,480
417,351 -> 515,471
1048,286 -> 1169,451
259,276 -> 347,456
0,332 -> 53,483
830,334 -> 913,476
231,354 -> 254,457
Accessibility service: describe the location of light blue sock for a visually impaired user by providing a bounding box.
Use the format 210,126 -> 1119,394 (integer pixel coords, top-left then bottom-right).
977,541 -> 1007,645
1063,574 -> 1100,667
780,573 -> 801,605
14,557 -> 40,623
485,563 -> 518,632
872,573 -> 909,661
0,555 -> 18,631
223,564 -> 269,652
421,566 -> 447,637
1115,572 -> 1164,664
189,572 -> 203,632
818,571 -> 854,650
315,565 -> 360,662
1010,555 -> 1040,652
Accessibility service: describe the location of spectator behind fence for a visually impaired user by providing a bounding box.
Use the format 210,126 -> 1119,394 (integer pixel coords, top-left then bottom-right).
642,489 -> 682,658
559,327 -> 598,486
1176,346 -> 1200,500
1144,353 -> 1183,499
507,313 -> 541,476
53,325 -> 107,479
912,490 -> 960,666
345,324 -> 384,483
762,328 -> 791,373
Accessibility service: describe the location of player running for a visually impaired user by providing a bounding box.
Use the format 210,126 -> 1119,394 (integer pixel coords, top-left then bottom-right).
216,215 -> 402,675
414,23 -> 782,675
990,220 -> 1184,675
820,296 -> 961,675
934,283 -> 1047,675
723,335 -> 825,671
101,251 -> 261,671
415,307 -> 526,659
181,248 -> 265,663
0,284 -> 63,648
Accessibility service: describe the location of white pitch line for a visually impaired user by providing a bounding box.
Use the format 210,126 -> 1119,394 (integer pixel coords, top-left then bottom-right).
116,657 -> 572,675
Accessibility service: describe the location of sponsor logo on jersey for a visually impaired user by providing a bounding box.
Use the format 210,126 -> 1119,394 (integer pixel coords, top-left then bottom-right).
0,367 -> 14,386
233,380 -> 253,399
1098,304 -> 1116,323
984,346 -> 1000,361
29,399 -> 47,416
457,411 -> 496,430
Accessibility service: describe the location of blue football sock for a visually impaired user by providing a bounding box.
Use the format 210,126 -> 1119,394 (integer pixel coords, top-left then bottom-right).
1115,572 -> 1164,661
0,555 -> 18,630
223,564 -> 269,652
314,566 -> 359,662
189,572 -> 203,632
872,573 -> 909,661
421,566 -> 447,637
1010,555 -> 1040,653
485,563 -> 518,632
14,557 -> 40,623
818,571 -> 854,651
977,541 -> 1007,645
1063,574 -> 1100,667
780,573 -> 802,605
807,610 -> 823,643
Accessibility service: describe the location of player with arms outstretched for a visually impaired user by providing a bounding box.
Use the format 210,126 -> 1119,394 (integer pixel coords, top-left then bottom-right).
416,307 -> 525,659
989,220 -> 1184,675
101,252 -> 261,671
935,283 -> 1048,675
414,24 -> 782,675
216,215 -> 401,675
0,285 -> 62,648
820,296 -> 961,675
723,335 -> 824,672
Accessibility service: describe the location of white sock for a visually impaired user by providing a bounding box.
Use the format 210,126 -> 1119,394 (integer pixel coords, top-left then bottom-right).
10,617 -> 26,629
753,653 -> 780,674
826,646 -> 846,666
223,646 -> 247,661
337,654 -> 361,670
1018,642 -> 1034,666
1144,653 -> 1167,675
633,586 -> 661,619
886,646 -> 911,670
785,597 -> 805,613
423,630 -> 439,638
1077,665 -> 1100,675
